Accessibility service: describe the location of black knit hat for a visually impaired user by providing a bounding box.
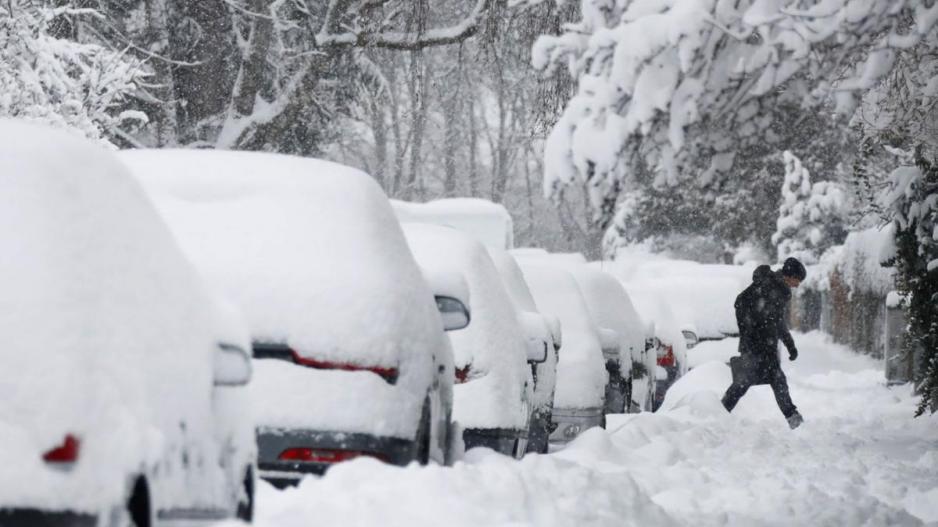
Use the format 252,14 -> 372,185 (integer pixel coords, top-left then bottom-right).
781,257 -> 807,281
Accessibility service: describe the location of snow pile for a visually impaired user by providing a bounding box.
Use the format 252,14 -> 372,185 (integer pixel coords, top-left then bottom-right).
391,198 -> 514,250
0,121 -> 245,512
249,445 -> 674,527
402,223 -> 531,431
519,264 -> 606,410
246,330 -> 938,527
121,149 -> 445,438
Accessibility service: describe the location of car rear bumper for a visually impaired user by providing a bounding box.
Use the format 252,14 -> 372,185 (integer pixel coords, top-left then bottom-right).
549,407 -> 604,444
256,427 -> 417,487
653,365 -> 680,409
0,509 -> 96,527
463,427 -> 527,457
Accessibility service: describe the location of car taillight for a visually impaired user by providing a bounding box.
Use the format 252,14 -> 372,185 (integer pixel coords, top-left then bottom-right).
290,351 -> 398,384
657,345 -> 675,367
455,365 -> 471,384
278,448 -> 386,464
43,434 -> 80,464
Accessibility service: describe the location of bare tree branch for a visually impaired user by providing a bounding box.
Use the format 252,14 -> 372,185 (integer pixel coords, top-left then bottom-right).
316,0 -> 493,50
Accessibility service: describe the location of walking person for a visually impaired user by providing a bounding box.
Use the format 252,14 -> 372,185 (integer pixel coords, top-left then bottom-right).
722,257 -> 807,429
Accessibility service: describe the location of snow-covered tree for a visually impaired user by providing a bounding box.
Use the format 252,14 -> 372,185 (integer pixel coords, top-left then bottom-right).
0,1 -> 145,144
773,151 -> 847,264
533,0 -> 938,227
882,149 -> 938,415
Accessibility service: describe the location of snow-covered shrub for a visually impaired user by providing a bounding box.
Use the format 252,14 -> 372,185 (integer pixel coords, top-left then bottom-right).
772,151 -> 848,264
0,1 -> 144,143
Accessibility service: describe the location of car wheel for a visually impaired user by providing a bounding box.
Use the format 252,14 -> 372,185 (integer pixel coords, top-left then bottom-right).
126,477 -> 151,527
415,399 -> 432,465
236,467 -> 254,522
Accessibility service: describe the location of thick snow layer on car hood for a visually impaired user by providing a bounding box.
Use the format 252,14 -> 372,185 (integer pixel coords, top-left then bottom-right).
569,267 -> 646,368
121,149 -> 444,374
391,198 -> 514,249
402,223 -> 531,430
0,122 -> 242,511
519,264 -> 606,410
249,331 -> 938,527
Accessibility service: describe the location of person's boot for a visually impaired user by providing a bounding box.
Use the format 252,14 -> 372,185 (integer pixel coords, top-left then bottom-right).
786,411 -> 804,430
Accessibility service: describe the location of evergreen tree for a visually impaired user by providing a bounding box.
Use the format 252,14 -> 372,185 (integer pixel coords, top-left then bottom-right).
772,151 -> 847,264
882,149 -> 938,415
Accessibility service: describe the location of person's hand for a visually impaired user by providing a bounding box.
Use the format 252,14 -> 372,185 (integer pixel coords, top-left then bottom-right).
789,348 -> 798,361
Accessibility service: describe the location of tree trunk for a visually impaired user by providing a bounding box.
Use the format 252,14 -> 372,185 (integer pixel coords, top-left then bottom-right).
145,0 -> 177,146
170,0 -> 237,142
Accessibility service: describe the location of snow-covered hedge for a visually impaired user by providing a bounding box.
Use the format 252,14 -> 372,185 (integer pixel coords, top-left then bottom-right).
805,226 -> 896,297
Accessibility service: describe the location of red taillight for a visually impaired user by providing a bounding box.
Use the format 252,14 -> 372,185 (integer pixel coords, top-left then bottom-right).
278,447 -> 385,464
455,365 -> 471,384
43,435 -> 80,464
657,345 -> 675,367
291,351 -> 398,384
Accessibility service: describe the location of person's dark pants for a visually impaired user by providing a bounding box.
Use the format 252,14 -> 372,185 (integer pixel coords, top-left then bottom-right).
722,367 -> 798,418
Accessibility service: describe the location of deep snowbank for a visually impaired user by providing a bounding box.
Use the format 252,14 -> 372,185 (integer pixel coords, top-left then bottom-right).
234,331 -> 938,526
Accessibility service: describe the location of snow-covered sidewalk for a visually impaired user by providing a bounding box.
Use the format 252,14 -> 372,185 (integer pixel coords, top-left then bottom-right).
236,332 -> 938,527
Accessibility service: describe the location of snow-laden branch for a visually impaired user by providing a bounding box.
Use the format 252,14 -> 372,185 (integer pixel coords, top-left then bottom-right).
533,0 -> 938,226
316,0 -> 493,50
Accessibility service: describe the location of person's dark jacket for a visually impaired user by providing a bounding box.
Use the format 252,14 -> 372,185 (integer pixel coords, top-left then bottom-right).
732,265 -> 796,383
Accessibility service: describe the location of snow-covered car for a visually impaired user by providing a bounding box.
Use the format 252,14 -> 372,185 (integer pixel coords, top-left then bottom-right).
518,264 -> 607,444
567,267 -> 648,413
0,121 -> 255,525
597,253 -> 751,341
402,223 -> 536,458
512,252 -> 640,414
625,287 -> 690,411
121,149 -> 455,486
391,198 -> 514,249
485,248 -> 560,454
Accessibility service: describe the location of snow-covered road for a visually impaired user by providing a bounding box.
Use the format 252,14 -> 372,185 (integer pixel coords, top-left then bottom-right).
232,332 -> 938,527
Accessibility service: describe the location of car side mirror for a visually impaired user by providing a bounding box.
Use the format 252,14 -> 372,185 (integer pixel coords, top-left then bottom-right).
598,328 -> 620,361
526,338 -> 548,363
436,296 -> 471,332
518,311 -> 550,363
214,343 -> 252,387
682,329 -> 699,349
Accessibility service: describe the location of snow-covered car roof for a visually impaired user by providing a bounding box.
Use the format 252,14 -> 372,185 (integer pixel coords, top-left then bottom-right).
121,149 -> 444,370
567,266 -> 646,366
391,198 -> 514,249
401,223 -> 530,430
596,255 -> 752,339
122,149 -> 447,438
485,248 -> 539,313
0,121 -> 245,510
518,263 -> 606,410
